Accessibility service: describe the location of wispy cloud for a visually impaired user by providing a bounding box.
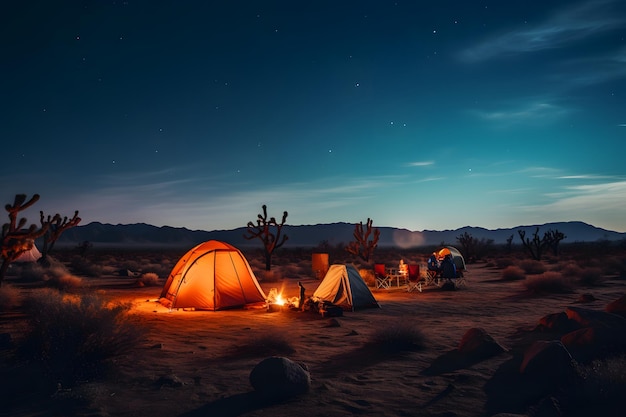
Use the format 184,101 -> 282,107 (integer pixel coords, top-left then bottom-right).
407,161 -> 434,167
473,101 -> 569,125
460,0 -> 625,62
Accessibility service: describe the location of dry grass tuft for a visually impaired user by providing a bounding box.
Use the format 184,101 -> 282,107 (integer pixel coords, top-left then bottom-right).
135,272 -> 160,287
523,271 -> 573,294
519,259 -> 547,275
228,331 -> 295,358
367,322 -> 427,353
359,268 -> 376,287
0,284 -> 21,311
19,289 -> 144,386
575,355 -> 626,411
500,265 -> 526,281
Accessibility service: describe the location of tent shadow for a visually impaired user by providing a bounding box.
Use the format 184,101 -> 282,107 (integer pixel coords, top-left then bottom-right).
177,391 -> 287,417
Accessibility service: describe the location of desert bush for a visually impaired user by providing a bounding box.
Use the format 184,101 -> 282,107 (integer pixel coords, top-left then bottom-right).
494,257 -> 516,269
519,259 -> 546,275
0,284 -> 21,310
523,271 -> 573,294
229,331 -> 295,358
500,265 -> 526,281
70,256 -> 104,277
359,268 -> 376,287
20,289 -> 144,386
368,322 -> 426,353
578,267 -> 604,286
556,262 -> 583,278
257,269 -> 281,283
142,263 -> 172,278
574,355 -> 626,412
48,272 -> 83,291
135,272 -> 160,287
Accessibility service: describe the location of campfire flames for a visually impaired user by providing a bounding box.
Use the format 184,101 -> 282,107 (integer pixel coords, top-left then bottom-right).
266,288 -> 298,310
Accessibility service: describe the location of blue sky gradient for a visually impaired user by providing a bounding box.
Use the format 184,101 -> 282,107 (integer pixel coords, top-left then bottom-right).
2,1 -> 625,232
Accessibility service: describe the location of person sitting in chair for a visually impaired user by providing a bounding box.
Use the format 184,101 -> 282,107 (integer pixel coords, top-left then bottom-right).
427,252 -> 439,272
440,254 -> 457,280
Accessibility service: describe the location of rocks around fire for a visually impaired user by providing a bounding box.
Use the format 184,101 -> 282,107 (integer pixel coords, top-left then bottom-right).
249,356 -> 311,400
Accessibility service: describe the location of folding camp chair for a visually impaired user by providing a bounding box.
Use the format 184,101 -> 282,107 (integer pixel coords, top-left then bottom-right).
425,268 -> 441,288
406,264 -> 423,292
374,263 -> 391,289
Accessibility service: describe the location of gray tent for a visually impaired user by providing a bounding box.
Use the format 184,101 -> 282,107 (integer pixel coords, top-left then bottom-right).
312,264 -> 380,311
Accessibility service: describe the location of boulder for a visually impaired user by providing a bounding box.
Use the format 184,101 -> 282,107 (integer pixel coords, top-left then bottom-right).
565,306 -> 626,329
605,294 -> 626,317
536,312 -> 580,333
458,327 -> 507,358
249,356 -> 311,399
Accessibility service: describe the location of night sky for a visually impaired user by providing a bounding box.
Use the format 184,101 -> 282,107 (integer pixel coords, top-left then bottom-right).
2,1 -> 625,233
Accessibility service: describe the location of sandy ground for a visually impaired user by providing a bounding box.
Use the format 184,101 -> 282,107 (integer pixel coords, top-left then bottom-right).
2,262 -> 625,417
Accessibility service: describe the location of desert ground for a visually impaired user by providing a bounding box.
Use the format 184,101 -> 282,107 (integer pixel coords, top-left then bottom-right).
1,244 -> 625,417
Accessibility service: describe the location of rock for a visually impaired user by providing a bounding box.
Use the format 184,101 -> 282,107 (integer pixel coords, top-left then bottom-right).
565,306 -> 626,329
605,294 -> 626,317
536,312 -> 580,333
249,356 -> 311,399
458,327 -> 507,358
520,340 -> 575,378
576,293 -> 596,303
323,318 -> 341,328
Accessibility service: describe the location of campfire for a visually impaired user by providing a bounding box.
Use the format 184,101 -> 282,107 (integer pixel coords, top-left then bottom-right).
266,288 -> 298,312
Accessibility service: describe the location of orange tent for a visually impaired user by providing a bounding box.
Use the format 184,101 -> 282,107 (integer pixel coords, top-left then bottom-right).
435,246 -> 466,274
159,240 -> 266,311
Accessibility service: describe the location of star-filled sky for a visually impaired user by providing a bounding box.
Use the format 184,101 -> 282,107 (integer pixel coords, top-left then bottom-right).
2,0 -> 625,233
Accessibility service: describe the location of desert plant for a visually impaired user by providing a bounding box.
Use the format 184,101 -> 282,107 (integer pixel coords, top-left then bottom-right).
518,227 -> 566,260
519,259 -> 547,275
0,194 -> 49,286
523,271 -> 573,294
0,284 -> 21,311
501,265 -> 526,281
20,289 -> 144,386
573,355 -> 626,412
359,268 -> 376,287
136,272 -> 160,287
345,218 -> 380,263
70,256 -> 104,277
244,204 -> 288,271
368,322 -> 426,353
38,210 -> 81,265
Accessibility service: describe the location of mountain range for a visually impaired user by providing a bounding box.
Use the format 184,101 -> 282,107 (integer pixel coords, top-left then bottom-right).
56,221 -> 626,249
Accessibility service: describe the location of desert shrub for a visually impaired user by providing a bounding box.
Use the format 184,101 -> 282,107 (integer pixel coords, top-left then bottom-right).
257,269 -> 281,283
135,272 -> 160,287
70,256 -> 104,277
229,331 -> 295,358
48,272 -> 83,291
495,256 -> 518,270
142,263 -> 172,278
578,267 -> 604,286
557,262 -> 583,278
20,289 -> 144,386
0,284 -> 21,310
500,265 -> 526,281
574,355 -> 626,411
368,322 -> 426,353
359,268 -> 375,287
523,271 -> 573,294
519,259 -> 546,275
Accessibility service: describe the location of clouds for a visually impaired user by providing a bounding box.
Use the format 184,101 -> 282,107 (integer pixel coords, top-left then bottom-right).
459,0 -> 625,63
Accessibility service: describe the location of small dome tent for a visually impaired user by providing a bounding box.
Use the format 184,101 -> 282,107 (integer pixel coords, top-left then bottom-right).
14,241 -> 42,263
435,246 -> 466,276
313,264 -> 380,311
159,240 -> 266,311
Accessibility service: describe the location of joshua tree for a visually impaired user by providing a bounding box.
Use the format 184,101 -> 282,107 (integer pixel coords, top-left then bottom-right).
0,194 -> 49,286
518,227 -> 566,260
345,218 -> 380,263
39,210 -> 81,265
244,204 -> 288,271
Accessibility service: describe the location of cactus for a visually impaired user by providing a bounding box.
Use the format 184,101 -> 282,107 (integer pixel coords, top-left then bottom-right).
39,210 -> 81,265
244,204 -> 288,271
345,218 -> 380,263
518,227 -> 566,260
0,194 -> 49,286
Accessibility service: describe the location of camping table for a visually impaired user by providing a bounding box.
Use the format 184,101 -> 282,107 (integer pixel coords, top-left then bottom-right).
386,268 -> 407,287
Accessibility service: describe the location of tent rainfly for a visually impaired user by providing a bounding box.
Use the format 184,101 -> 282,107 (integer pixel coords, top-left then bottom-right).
14,242 -> 42,263
435,246 -> 467,275
313,264 -> 380,311
159,240 -> 266,311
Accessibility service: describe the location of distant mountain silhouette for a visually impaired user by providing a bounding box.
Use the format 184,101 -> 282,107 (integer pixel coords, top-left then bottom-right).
56,221 -> 625,249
